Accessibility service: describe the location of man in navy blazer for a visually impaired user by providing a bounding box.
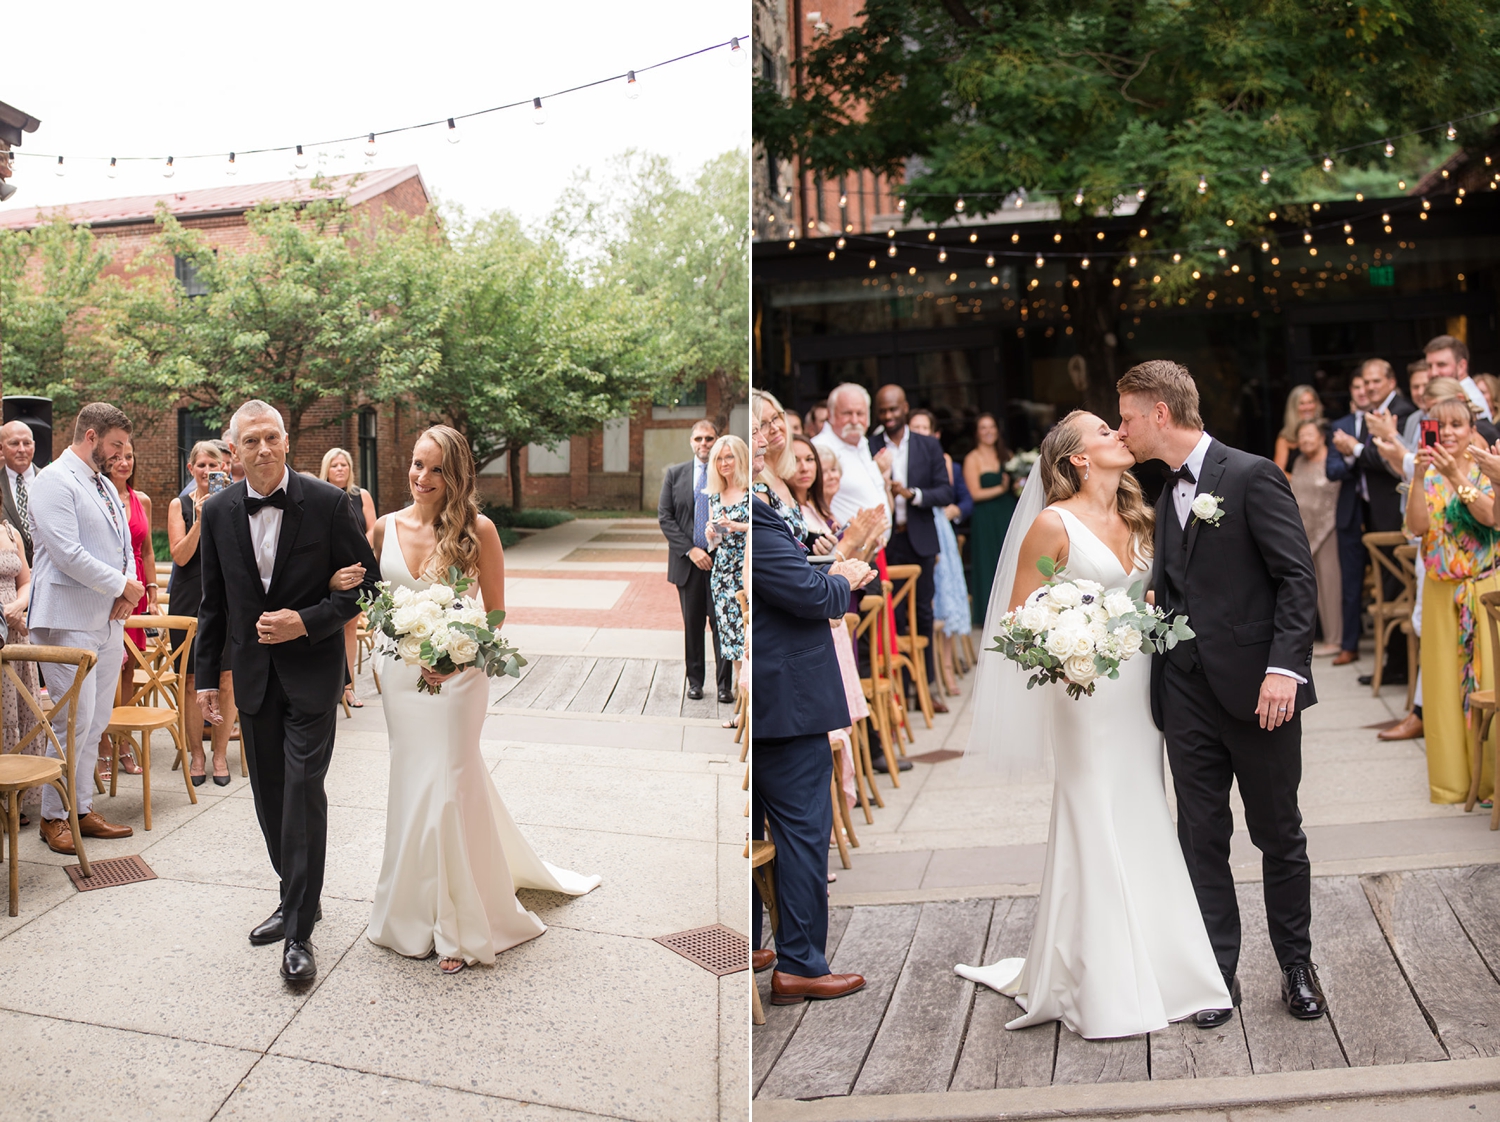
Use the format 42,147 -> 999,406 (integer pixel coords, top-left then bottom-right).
751,456 -> 876,1004
869,385 -> 954,711
1324,378 -> 1367,664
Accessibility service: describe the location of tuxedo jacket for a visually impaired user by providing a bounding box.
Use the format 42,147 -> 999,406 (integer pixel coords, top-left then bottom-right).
1149,439 -> 1319,727
659,459 -> 708,588
1323,414 -> 1365,533
750,496 -> 852,739
196,469 -> 378,714
1,469 -> 34,565
866,428 -> 954,557
1326,394 -> 1416,532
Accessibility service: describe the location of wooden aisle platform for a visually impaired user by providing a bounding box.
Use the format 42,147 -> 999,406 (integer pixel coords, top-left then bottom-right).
754,866 -> 1500,1103
489,653 -> 733,721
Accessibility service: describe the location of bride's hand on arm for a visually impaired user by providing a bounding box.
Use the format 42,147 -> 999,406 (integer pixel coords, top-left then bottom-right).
329,562 -> 365,592
1007,510 -> 1068,610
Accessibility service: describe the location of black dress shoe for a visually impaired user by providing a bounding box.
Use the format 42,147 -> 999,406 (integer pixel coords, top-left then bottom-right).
249,904 -> 323,946
718,690 -> 735,704
1359,672 -> 1408,686
281,940 -> 317,982
1282,962 -> 1327,1019
873,755 -> 914,773
1195,975 -> 1241,1029
686,685 -> 704,700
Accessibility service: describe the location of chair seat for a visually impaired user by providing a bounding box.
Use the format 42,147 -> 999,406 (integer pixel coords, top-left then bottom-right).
0,755 -> 62,789
751,839 -> 776,868
1371,603 -> 1411,618
1471,690 -> 1497,710
133,669 -> 178,687
107,706 -> 178,733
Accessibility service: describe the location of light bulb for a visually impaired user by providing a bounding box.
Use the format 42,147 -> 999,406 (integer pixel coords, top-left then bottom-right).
1192,270 -> 1201,279
447,118 -> 461,143
985,254 -> 995,267
1138,228 -> 1148,238
788,239 -> 796,249
1217,247 -> 1227,257
294,144 -> 308,170
1322,154 -> 1333,171
888,244 -> 897,258
836,237 -> 846,249
163,157 -> 175,178
1303,230 -> 1313,243
533,97 -> 547,125
1260,241 -> 1270,251
1381,213 -> 1390,223
625,71 -> 640,100
54,156 -> 64,177
1035,254 -> 1044,268
1269,210 -> 1277,219
1074,188 -> 1084,206
226,152 -> 237,176
887,228 -> 895,238
1447,122 -> 1457,141
729,36 -> 747,66
1010,233 -> 1019,244
1384,140 -> 1395,158
896,198 -> 907,212
1015,194 -> 1025,208
1260,166 -> 1271,184
1172,253 -> 1181,263
938,249 -> 947,262
1128,255 -> 1137,267
838,193 -> 847,208
828,250 -> 836,261
1136,187 -> 1147,201
1342,223 -> 1351,234
1053,232 -> 1062,243
107,157 -> 117,178
1081,257 -> 1090,269
365,132 -> 377,158
1197,174 -> 1207,194
927,231 -> 935,241
868,258 -> 877,269
1398,179 -> 1406,190
955,197 -> 965,212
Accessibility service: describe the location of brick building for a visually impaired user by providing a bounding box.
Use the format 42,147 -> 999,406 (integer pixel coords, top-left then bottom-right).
0,167 -> 742,526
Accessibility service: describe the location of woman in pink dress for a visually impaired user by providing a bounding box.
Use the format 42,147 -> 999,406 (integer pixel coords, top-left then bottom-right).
101,441 -> 158,778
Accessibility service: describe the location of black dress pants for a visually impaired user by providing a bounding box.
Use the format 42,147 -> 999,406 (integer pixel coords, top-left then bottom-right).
752,734 -> 834,978
884,530 -> 936,684
678,565 -> 732,694
1335,523 -> 1365,653
240,665 -> 339,943
1162,661 -> 1313,982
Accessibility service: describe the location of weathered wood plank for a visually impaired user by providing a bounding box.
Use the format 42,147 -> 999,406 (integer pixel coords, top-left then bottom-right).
1312,875 -> 1445,1067
564,658 -> 625,714
854,899 -> 993,1095
1436,864 -> 1500,988
753,908 -> 853,1097
1366,869 -> 1500,1059
1148,1017 -> 1252,1081
600,658 -> 655,715
489,656 -> 535,702
1236,882 -> 1348,1074
531,656 -> 592,711
680,683 -> 718,720
950,896 -> 1057,1091
757,904 -> 921,1100
498,656 -> 563,709
1053,1027 -> 1148,1085
643,660 -> 687,717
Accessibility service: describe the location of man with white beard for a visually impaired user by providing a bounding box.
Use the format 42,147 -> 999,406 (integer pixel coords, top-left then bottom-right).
810,383 -> 890,540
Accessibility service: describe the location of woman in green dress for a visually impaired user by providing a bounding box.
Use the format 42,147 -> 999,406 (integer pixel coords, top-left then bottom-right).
963,413 -> 1016,627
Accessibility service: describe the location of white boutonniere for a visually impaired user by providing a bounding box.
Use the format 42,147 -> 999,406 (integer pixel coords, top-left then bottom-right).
1190,493 -> 1226,527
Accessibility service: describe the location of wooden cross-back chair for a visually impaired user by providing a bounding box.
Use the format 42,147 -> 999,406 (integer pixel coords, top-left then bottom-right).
884,564 -> 935,728
734,589 -> 749,749
105,615 -> 198,831
1466,590 -> 1500,829
877,580 -> 916,748
355,612 -> 382,696
1362,531 -> 1416,697
853,594 -> 902,789
748,834 -> 777,1026
843,612 -> 878,820
0,645 -> 98,913
1393,544 -> 1421,712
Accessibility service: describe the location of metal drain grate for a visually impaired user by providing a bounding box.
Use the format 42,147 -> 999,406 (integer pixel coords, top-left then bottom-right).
654,924 -> 749,976
64,855 -> 157,892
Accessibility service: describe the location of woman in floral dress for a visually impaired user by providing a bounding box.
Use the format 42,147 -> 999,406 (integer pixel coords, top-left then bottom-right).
706,435 -> 750,722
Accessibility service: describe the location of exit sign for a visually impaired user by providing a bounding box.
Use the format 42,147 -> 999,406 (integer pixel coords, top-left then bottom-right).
1369,264 -> 1395,287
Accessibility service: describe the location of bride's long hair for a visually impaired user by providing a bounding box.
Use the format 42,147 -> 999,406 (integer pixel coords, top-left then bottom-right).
1038,410 -> 1154,557
414,425 -> 483,580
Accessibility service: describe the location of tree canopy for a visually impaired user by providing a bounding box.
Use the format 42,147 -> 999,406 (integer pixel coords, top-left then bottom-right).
755,0 -> 1500,410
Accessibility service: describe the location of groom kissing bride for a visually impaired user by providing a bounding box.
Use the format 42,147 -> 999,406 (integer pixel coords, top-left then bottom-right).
958,360 -> 1326,1039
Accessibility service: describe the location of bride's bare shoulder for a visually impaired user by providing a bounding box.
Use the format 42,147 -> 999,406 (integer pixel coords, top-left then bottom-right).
1024,507 -> 1068,544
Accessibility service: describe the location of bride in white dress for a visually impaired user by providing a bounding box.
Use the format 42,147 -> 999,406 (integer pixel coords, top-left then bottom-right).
363,425 -> 601,974
956,411 -> 1229,1039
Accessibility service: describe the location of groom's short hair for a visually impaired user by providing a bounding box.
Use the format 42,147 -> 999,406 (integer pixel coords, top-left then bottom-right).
73,402 -> 131,442
1116,361 -> 1203,429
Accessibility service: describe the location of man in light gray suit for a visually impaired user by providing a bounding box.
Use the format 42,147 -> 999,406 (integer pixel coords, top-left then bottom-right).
31,403 -> 145,854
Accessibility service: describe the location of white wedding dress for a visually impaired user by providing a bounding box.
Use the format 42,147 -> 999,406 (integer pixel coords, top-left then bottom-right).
366,522 -> 601,965
956,507 -> 1230,1039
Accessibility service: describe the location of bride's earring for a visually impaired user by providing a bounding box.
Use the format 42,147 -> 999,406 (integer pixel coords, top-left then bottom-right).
1083,461 -> 1090,481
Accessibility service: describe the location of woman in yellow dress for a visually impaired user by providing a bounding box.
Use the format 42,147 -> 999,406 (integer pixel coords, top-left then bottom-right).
1405,396 -> 1500,804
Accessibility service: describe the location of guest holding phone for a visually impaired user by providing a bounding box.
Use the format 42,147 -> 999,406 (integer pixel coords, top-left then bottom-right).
168,441 -> 238,785
706,434 -> 751,726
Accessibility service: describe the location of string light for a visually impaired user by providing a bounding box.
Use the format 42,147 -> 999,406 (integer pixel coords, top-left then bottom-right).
969,232 -> 978,243
1217,247 -> 1227,257
162,156 -> 175,178
1081,257 -> 1090,268
1035,254 -> 1044,268
828,250 -> 836,260
927,231 -> 936,241
1447,122 -> 1458,140
897,198 -> 907,212
1052,232 -> 1062,243
1128,255 -> 1137,267
1192,270 -> 1201,280
888,244 -> 897,257
107,157 -> 117,178
1197,174 -> 1207,194
1074,188 -> 1085,205
1138,228 -> 1148,238
1321,154 -> 1334,172
446,118 -> 461,143
294,144 -> 308,169
729,36 -> 746,66
836,236 -> 846,248
986,254 -> 995,267
1260,166 -> 1271,183
868,258 -> 876,268
938,249 -> 947,262
1260,240 -> 1270,251
788,239 -> 796,249
839,193 -> 847,208
1398,179 -> 1407,190
533,97 -> 547,125
625,71 -> 639,99
955,197 -> 965,212
226,152 -> 237,176
1303,230 -> 1313,243
364,132 -> 377,157
1172,253 -> 1182,263
1136,187 -> 1147,201
1384,140 -> 1395,157
1010,233 -> 1019,244
54,156 -> 64,177
888,228 -> 896,238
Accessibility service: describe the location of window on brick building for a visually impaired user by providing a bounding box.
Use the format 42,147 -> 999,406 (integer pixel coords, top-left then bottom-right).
177,408 -> 218,490
173,255 -> 209,298
654,381 -> 707,409
358,408 -> 379,511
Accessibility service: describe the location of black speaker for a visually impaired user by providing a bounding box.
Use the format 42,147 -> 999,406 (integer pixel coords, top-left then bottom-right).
3,396 -> 53,468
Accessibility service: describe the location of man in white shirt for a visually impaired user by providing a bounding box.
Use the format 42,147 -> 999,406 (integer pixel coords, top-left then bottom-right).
0,420 -> 38,565
810,384 -> 890,538
1424,334 -> 1492,421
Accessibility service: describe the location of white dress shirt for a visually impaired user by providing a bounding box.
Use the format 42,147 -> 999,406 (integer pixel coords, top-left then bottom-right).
7,463 -> 36,492
1461,376 -> 1493,421
884,426 -> 923,524
1168,431 -> 1305,685
245,466 -> 289,593
811,426 -> 890,531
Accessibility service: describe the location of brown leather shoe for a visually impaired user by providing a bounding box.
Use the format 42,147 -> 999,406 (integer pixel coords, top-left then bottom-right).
753,949 -> 776,973
76,811 -> 133,839
1378,712 -> 1424,741
1331,650 -> 1358,666
770,970 -> 866,1005
38,818 -> 76,855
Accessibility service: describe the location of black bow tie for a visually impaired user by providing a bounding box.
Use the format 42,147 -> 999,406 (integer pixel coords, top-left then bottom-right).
1166,463 -> 1197,485
244,490 -> 287,515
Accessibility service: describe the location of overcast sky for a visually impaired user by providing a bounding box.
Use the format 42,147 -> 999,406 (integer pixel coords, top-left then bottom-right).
2,0 -> 748,224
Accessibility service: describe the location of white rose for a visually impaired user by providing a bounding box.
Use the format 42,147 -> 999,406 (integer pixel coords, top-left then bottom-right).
1047,582 -> 1082,609
1070,630 -> 1095,657
1118,627 -> 1144,656
1103,591 -> 1135,618
1088,620 -> 1108,645
1017,604 -> 1049,633
446,634 -> 480,665
425,584 -> 455,606
1055,607 -> 1086,629
391,605 -> 424,635
458,605 -> 488,627
396,633 -> 425,665
1044,627 -> 1077,659
427,626 -> 450,654
391,585 -> 414,607
1190,494 -> 1220,521
1063,653 -> 1098,686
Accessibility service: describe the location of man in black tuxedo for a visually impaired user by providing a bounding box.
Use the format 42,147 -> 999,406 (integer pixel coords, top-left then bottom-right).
1330,358 -> 1416,683
658,421 -> 733,703
1324,371 -> 1371,665
197,400 -> 378,983
868,385 -> 954,713
1117,360 -> 1326,1026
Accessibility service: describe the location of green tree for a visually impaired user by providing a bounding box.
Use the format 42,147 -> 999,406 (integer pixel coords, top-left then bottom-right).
755,0 -> 1500,413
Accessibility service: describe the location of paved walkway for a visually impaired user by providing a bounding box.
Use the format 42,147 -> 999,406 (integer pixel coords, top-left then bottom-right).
753,639 -> 1500,1119
4,518 -> 747,1122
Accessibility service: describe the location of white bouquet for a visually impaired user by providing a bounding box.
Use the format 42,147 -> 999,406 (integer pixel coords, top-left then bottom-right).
1004,449 -> 1039,494
989,558 -> 1194,699
360,567 -> 526,695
